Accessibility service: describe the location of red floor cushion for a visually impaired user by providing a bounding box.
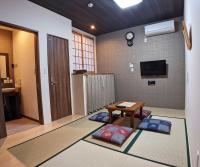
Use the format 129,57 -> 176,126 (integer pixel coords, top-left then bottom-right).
92,124 -> 133,145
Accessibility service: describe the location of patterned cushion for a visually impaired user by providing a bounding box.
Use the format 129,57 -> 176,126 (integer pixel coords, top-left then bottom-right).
89,112 -> 119,123
138,118 -> 172,134
134,110 -> 151,119
92,124 -> 133,145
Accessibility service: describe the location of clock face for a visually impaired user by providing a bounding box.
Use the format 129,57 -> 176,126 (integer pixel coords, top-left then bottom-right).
125,32 -> 134,40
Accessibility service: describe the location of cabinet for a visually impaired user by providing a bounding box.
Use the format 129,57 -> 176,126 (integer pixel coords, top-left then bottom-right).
72,74 -> 115,115
3,91 -> 21,121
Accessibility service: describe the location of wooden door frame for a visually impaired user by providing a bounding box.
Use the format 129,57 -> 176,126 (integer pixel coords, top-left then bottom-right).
47,34 -> 72,121
0,20 -> 44,125
0,78 -> 7,138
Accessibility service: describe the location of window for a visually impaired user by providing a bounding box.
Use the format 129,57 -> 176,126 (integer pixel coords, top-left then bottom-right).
72,31 -> 95,72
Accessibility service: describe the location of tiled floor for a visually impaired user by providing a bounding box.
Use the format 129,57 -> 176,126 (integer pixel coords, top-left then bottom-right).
6,117 -> 40,136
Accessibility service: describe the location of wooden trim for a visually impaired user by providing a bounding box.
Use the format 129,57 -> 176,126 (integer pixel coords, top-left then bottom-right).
0,21 -> 38,34
72,31 -> 95,72
0,53 -> 10,78
0,21 -> 44,125
182,20 -> 192,50
0,78 -> 7,138
47,33 -> 68,41
72,30 -> 94,40
92,39 -> 96,72
80,33 -> 84,69
21,114 -> 40,123
34,35 -> 44,124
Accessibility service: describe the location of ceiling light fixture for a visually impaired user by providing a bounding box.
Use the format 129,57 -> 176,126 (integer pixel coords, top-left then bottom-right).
90,25 -> 96,30
88,2 -> 94,8
113,0 -> 143,9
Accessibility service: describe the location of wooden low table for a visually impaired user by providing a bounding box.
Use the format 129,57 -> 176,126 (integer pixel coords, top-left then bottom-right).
106,101 -> 145,129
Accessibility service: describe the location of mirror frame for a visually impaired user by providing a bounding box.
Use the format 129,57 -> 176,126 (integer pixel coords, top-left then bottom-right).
0,53 -> 9,79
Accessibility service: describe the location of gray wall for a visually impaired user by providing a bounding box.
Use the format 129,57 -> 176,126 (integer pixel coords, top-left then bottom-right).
97,18 -> 185,109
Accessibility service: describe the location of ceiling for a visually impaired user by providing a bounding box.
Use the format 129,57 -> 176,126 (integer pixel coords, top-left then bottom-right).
28,0 -> 184,36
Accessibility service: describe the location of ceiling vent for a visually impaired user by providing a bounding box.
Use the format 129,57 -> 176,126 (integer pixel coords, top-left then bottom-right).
145,20 -> 175,37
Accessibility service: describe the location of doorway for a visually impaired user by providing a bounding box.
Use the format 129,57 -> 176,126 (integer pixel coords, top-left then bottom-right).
0,21 -> 43,138
47,35 -> 72,121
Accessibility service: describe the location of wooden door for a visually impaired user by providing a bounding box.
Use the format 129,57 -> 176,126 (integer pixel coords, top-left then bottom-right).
0,78 -> 7,138
47,35 -> 72,121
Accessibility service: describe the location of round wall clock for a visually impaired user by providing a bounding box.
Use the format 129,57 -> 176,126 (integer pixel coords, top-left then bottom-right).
125,31 -> 135,46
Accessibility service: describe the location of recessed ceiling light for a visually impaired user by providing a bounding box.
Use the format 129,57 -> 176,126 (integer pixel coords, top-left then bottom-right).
88,2 -> 94,8
113,0 -> 143,9
90,25 -> 96,30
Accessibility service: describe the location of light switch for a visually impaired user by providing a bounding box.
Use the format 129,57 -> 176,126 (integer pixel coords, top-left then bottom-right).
131,67 -> 134,72
129,63 -> 134,68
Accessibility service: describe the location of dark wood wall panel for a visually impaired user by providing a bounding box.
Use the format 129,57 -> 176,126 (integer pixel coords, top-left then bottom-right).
28,0 -> 184,36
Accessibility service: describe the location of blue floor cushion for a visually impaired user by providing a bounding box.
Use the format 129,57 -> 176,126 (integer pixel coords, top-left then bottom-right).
138,118 -> 172,134
92,124 -> 133,145
89,112 -> 119,123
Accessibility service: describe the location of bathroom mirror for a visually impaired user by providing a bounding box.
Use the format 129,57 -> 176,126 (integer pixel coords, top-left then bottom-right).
0,53 -> 9,79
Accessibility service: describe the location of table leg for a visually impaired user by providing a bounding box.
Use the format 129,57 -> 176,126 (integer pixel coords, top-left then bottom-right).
109,110 -> 113,124
140,107 -> 143,120
130,112 -> 135,130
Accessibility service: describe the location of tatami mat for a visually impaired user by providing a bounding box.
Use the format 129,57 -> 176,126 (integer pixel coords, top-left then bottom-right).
84,116 -> 142,152
39,140 -> 168,167
145,107 -> 185,118
8,108 -> 187,167
8,114 -> 104,167
84,129 -> 139,152
128,116 -> 188,167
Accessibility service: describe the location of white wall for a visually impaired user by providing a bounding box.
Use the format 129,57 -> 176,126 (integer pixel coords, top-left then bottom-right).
0,0 -> 73,123
13,30 -> 39,120
184,0 -> 200,166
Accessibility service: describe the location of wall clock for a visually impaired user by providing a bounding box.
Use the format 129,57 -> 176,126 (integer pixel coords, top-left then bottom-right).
125,31 -> 135,46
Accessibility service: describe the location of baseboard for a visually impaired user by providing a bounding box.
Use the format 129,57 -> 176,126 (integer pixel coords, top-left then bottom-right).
21,115 -> 40,124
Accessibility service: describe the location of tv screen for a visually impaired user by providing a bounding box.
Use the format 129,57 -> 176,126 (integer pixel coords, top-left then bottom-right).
140,60 -> 167,76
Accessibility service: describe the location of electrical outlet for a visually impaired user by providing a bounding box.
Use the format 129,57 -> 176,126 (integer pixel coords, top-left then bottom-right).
197,150 -> 200,167
148,80 -> 156,86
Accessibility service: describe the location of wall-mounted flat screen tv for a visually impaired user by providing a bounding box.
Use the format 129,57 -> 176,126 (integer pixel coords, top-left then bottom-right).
140,60 -> 167,76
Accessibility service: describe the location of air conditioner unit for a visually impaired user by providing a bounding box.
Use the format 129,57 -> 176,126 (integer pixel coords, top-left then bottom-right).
145,20 -> 175,37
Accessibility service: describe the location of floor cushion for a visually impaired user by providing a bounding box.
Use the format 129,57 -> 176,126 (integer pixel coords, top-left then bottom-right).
138,118 -> 172,134
125,110 -> 151,119
89,112 -> 119,123
92,124 -> 133,145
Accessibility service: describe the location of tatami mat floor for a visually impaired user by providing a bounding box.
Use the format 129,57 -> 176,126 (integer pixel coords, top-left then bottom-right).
1,107 -> 188,167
